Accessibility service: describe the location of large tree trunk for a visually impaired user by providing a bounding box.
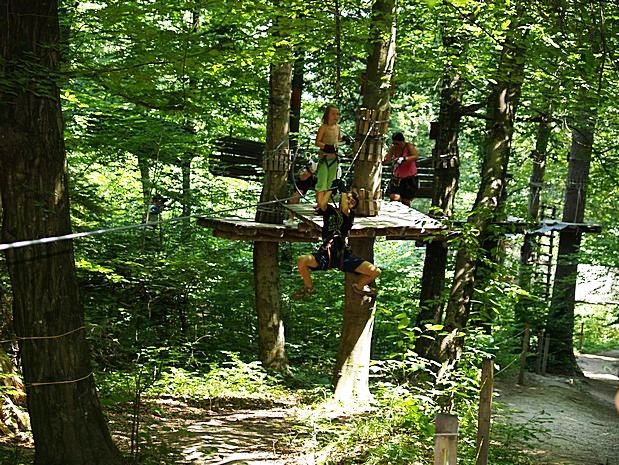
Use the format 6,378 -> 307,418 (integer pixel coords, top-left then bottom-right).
415,20 -> 467,359
253,58 -> 292,370
0,2 -> 122,464
546,110 -> 595,374
179,9 -> 200,242
438,17 -> 528,365
545,0 -> 603,376
334,0 -> 396,403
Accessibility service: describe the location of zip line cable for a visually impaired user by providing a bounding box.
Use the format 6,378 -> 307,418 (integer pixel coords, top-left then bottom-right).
0,195 -> 300,253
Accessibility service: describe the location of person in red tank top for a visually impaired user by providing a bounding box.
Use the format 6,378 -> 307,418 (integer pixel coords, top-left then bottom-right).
383,132 -> 419,206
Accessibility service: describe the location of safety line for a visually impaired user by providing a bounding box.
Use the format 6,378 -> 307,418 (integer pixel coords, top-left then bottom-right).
28,372 -> 94,388
0,195 -> 298,252
0,326 -> 86,345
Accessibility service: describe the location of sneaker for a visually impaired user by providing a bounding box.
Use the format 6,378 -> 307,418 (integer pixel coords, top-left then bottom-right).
292,287 -> 315,300
352,283 -> 377,297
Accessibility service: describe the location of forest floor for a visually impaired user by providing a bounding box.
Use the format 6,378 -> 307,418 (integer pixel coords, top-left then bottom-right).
118,350 -> 619,465
495,349 -> 619,465
1,352 -> 617,465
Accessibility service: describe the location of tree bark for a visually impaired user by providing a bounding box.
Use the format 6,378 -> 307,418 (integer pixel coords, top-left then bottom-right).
415,20 -> 466,358
0,2 -> 122,464
546,114 -> 595,374
438,16 -> 528,365
334,0 -> 396,403
253,57 -> 292,370
545,0 -> 603,376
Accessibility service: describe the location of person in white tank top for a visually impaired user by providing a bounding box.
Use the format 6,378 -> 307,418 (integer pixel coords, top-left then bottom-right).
315,105 -> 343,210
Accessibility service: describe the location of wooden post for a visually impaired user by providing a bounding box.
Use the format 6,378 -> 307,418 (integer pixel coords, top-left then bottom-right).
578,321 -> 584,351
518,324 -> 530,385
434,413 -> 458,465
535,330 -> 544,374
541,333 -> 550,375
475,358 -> 494,465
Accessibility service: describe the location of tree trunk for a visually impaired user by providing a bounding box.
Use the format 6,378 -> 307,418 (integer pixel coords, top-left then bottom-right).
334,0 -> 396,403
180,156 -> 192,240
253,58 -> 292,371
0,2 -> 122,464
546,114 -> 595,374
438,19 -> 528,365
415,22 -> 466,358
545,0 -> 602,376
137,150 -> 152,216
179,9 -> 199,242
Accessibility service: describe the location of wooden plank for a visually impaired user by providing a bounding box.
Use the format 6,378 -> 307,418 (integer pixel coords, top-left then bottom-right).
284,201 -> 446,234
213,230 -> 318,242
199,201 -> 447,241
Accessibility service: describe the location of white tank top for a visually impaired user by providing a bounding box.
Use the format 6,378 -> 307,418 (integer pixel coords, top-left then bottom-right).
320,123 -> 340,147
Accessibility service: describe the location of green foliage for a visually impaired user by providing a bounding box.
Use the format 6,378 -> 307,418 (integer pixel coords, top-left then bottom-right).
297,349 -> 536,465
97,352 -> 285,405
2,0 -> 616,459
576,305 -> 619,353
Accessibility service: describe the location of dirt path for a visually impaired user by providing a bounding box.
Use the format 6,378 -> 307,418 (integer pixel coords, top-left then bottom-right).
118,398 -> 314,465
134,352 -> 619,465
496,350 -> 619,465
3,354 -> 617,465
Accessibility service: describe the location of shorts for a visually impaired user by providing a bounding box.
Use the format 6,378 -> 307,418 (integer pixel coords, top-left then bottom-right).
310,242 -> 366,273
387,176 -> 418,201
297,175 -> 317,194
315,157 -> 339,193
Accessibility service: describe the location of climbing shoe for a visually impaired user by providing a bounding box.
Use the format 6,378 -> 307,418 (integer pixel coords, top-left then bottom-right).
292,287 -> 315,300
352,283 -> 378,297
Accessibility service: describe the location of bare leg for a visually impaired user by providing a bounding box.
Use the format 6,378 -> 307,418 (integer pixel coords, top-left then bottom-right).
353,261 -> 381,289
390,193 -> 401,203
401,197 -> 411,206
297,254 -> 318,289
316,190 -> 331,211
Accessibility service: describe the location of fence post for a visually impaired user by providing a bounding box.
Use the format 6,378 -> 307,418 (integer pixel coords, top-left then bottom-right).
475,357 -> 494,465
541,333 -> 550,375
434,413 -> 458,465
535,330 -> 544,374
518,324 -> 530,385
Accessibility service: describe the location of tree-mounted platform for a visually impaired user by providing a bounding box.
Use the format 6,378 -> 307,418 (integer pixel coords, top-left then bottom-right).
528,220 -> 603,234
196,201 -> 447,243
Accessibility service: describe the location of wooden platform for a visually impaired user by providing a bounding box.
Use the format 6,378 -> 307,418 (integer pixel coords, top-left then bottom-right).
197,201 -> 447,243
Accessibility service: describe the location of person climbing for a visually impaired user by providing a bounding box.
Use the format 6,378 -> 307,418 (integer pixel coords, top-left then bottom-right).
383,132 -> 419,206
315,104 -> 346,211
146,194 -> 167,225
291,157 -> 319,205
293,185 -> 381,300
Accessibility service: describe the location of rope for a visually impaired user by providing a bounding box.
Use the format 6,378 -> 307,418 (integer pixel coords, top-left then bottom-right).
0,326 -> 86,345
28,372 -> 93,388
0,194 -> 300,252
341,120 -> 377,179
495,355 -> 520,376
